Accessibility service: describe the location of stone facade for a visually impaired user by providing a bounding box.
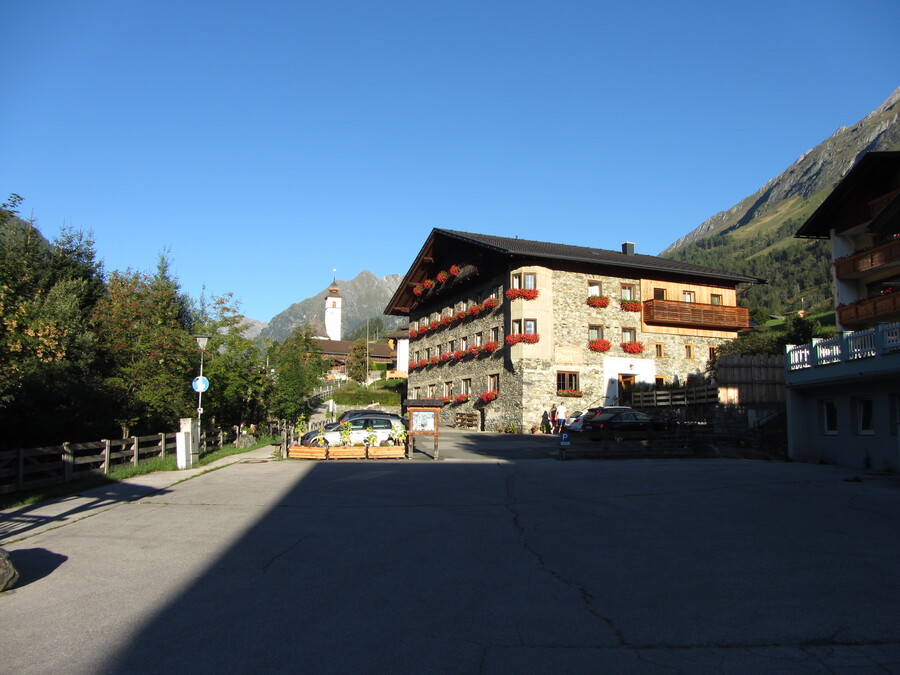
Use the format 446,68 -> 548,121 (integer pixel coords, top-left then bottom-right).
407,264 -> 740,432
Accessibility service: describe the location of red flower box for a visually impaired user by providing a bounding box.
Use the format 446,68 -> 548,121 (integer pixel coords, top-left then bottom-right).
588,338 -> 612,352
505,334 -> 522,345
505,288 -> 539,300
453,393 -> 470,403
480,390 -> 499,403
413,284 -> 424,296
505,288 -> 519,300
454,311 -> 467,322
430,320 -> 440,331
422,279 -> 435,289
482,297 -> 499,310
417,359 -> 428,368
467,304 -> 482,317
409,329 -> 418,339
557,389 -> 583,397
408,361 -> 417,370
482,340 -> 499,353
449,264 -> 460,276
440,352 -> 452,362
587,296 -> 610,308
521,333 -> 540,344
441,315 -> 453,327
436,270 -> 449,283
520,289 -> 539,300
621,341 -> 644,354
467,344 -> 481,356
429,356 -> 440,365
620,300 -> 641,312
453,349 -> 467,360
438,396 -> 451,403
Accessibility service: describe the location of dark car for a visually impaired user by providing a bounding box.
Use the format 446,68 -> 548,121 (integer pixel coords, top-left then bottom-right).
587,410 -> 676,434
580,406 -> 636,431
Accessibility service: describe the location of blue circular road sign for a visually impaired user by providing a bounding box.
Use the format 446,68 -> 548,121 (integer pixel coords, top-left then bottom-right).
192,376 -> 210,393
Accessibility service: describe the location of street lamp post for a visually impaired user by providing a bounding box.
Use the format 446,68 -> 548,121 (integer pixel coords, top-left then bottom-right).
195,335 -> 210,422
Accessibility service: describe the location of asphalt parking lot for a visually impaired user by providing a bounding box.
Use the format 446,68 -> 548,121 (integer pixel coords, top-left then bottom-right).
2,434 -> 899,674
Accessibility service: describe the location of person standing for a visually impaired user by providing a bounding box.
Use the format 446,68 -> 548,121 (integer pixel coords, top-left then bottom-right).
555,401 -> 568,434
549,404 -> 557,433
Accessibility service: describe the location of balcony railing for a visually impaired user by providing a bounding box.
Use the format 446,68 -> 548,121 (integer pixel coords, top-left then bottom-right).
642,299 -> 750,330
837,291 -> 900,327
786,322 -> 900,372
834,238 -> 900,279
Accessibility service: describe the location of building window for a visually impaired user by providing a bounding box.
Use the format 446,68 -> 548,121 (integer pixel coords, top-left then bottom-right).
588,325 -> 604,340
822,399 -> 838,434
448,339 -> 455,353
710,294 -> 723,305
475,332 -> 483,346
461,378 -> 471,395
685,344 -> 694,359
655,343 -> 665,358
557,371 -> 579,392
490,326 -> 500,342
682,290 -> 695,303
856,398 -> 874,435
621,285 -> 635,301
511,273 -> 522,289
622,327 -> 636,342
588,280 -> 602,296
653,288 -> 666,300
488,373 -> 500,392
524,273 -> 536,290
413,387 -> 421,398
511,319 -> 522,334
708,346 -> 717,361
443,381 -> 452,398
427,384 -> 436,399
460,335 -> 468,350
655,376 -> 666,388
524,319 -> 537,334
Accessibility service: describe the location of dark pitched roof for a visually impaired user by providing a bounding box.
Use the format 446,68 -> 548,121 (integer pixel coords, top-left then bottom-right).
436,229 -> 762,282
385,228 -> 761,315
314,339 -> 394,360
795,152 -> 900,238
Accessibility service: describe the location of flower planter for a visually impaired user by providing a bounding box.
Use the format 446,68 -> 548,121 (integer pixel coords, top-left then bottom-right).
367,445 -> 406,459
288,445 -> 327,460
587,296 -> 610,308
327,446 -> 368,460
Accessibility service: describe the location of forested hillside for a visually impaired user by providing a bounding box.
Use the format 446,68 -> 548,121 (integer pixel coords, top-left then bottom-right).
663,88 -> 900,316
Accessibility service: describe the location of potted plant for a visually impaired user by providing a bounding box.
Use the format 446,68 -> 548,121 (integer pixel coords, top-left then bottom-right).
621,341 -> 645,354
480,390 -> 499,403
521,333 -> 540,344
482,340 -> 500,353
588,338 -> 612,352
454,393 -> 470,404
620,300 -> 641,312
505,334 -> 522,345
587,296 -> 610,308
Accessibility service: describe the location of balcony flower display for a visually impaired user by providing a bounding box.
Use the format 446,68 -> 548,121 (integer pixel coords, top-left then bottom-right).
449,264 -> 460,276
440,352 -> 452,362
453,393 -> 470,403
409,328 -> 418,339
586,296 -> 610,308
620,300 -> 641,312
588,338 -> 612,352
482,297 -> 499,310
422,279 -> 435,290
467,303 -> 482,317
521,333 -> 540,344
413,284 -> 424,296
417,324 -> 428,335
408,361 -> 417,370
480,390 -> 499,403
453,349 -> 467,360
430,320 -> 441,331
441,315 -> 453,327
482,340 -> 500,353
505,288 -> 540,300
557,389 -> 583,397
417,358 -> 428,368
454,311 -> 468,322
621,341 -> 644,354
467,344 -> 482,357
429,356 -> 440,365
438,396 -> 451,403
436,270 -> 449,283
505,334 -> 522,345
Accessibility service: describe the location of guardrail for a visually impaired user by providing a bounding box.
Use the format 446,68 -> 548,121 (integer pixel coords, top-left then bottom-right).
785,322 -> 900,371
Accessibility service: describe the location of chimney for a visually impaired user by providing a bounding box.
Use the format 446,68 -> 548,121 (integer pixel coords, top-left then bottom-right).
622,242 -> 635,255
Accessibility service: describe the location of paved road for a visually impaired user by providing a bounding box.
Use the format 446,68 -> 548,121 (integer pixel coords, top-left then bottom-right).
2,437 -> 899,674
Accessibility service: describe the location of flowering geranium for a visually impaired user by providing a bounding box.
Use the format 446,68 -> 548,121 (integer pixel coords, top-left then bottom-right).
441,315 -> 453,327
557,389 -> 583,397
521,333 -> 540,344
467,344 -> 481,356
521,289 -> 539,300
587,296 -> 610,308
620,300 -> 641,312
454,311 -> 467,322
408,361 -> 417,370
505,334 -> 522,345
505,288 -> 539,300
409,328 -> 418,339
588,338 -> 612,352
453,393 -> 470,403
482,340 -> 500,353
621,341 -> 645,354
467,304 -> 482,317
417,358 -> 428,368
482,297 -> 499,310
436,270 -> 449,283
438,396 -> 451,403
449,264 -> 460,276
422,279 -> 435,289
429,355 -> 440,365
412,284 -> 424,296
418,324 -> 428,334
453,349 -> 467,360
440,352 -> 452,362
480,390 -> 499,403
430,320 -> 440,331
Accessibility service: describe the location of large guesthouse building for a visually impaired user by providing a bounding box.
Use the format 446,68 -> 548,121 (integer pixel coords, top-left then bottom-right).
386,229 -> 759,431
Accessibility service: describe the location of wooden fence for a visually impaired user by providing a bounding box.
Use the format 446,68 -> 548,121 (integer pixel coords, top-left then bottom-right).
0,428 -> 237,496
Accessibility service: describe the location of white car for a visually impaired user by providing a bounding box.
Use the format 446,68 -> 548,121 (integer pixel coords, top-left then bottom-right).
301,416 -> 403,447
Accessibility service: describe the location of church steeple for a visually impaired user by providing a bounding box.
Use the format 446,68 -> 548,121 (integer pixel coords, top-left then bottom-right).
324,269 -> 342,341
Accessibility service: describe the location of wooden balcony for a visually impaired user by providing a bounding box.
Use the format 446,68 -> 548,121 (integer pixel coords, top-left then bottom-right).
642,299 -> 750,331
837,291 -> 900,327
834,238 -> 900,279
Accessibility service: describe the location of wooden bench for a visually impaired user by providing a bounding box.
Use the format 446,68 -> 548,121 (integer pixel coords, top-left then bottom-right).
455,412 -> 479,429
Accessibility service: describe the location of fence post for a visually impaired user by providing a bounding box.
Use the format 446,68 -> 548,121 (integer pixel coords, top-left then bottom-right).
62,442 -> 74,482
219,429 -> 224,450
103,439 -> 111,474
159,432 -> 166,459
132,436 -> 139,466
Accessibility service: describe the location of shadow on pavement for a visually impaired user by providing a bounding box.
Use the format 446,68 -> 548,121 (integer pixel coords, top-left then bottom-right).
7,548 -> 68,588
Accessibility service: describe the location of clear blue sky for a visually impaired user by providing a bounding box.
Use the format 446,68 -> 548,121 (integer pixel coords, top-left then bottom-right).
3,1 -> 898,322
